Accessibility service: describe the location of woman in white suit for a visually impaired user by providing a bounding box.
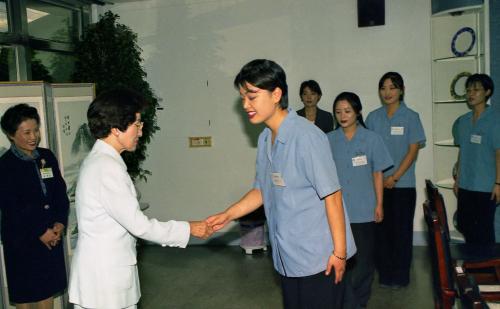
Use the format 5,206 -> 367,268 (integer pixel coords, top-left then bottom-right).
69,89 -> 211,309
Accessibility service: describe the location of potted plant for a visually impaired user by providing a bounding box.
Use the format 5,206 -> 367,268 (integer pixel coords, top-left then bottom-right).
72,11 -> 159,182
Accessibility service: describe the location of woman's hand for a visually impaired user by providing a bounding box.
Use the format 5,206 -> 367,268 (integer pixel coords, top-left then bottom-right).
50,223 -> 65,246
491,184 -> 500,204
52,222 -> 65,237
189,221 -> 213,239
206,212 -> 231,232
325,253 -> 346,284
39,228 -> 59,250
383,175 -> 397,189
374,205 -> 384,223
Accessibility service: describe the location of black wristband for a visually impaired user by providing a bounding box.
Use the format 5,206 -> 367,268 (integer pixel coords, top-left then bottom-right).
496,182 -> 500,186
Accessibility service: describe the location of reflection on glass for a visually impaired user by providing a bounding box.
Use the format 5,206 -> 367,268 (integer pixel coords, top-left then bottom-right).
26,0 -> 77,43
0,0 -> 8,32
32,49 -> 75,83
0,46 -> 16,81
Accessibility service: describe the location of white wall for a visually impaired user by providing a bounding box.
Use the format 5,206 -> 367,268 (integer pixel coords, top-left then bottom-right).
99,0 -> 434,243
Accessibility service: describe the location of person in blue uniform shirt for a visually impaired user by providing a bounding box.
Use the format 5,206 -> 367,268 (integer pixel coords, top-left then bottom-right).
366,72 -> 426,288
206,59 -> 356,308
297,80 -> 334,133
0,104 -> 69,309
452,73 -> 500,244
328,92 -> 393,308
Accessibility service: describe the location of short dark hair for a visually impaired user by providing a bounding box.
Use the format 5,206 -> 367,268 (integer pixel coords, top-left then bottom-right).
465,73 -> 494,100
332,92 -> 366,129
300,80 -> 322,96
234,59 -> 288,109
378,71 -> 405,101
1,103 -> 40,139
87,88 -> 147,139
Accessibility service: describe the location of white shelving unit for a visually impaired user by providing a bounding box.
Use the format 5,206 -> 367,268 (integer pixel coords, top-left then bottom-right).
431,5 -> 486,237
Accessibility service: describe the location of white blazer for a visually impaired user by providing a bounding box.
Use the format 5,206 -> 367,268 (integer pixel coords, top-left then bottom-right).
69,140 -> 190,309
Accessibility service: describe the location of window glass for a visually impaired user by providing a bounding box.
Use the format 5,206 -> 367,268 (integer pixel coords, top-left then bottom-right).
0,46 -> 16,81
31,50 -> 75,83
0,0 -> 8,32
26,0 -> 78,43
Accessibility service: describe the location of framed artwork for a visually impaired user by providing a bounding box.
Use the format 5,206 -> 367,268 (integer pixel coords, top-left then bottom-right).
52,94 -> 94,256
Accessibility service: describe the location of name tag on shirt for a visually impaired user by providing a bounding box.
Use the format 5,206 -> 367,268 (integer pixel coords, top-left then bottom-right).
40,168 -> 54,179
470,134 -> 482,144
271,172 -> 286,187
391,126 -> 404,135
352,155 -> 368,167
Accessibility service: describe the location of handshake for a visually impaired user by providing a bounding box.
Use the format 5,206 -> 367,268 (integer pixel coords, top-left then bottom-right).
188,212 -> 231,239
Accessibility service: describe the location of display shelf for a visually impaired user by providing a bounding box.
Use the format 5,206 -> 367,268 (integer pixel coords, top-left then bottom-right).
433,102 -> 470,142
435,139 -> 456,146
436,178 -> 454,189
432,56 -> 480,102
449,230 -> 465,243
431,4 -> 484,214
434,99 -> 467,104
432,10 -> 482,59
433,55 -> 479,62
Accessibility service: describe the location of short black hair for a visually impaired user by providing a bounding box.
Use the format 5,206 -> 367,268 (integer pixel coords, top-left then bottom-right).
87,88 -> 147,139
300,80 -> 322,96
1,103 -> 40,139
234,59 -> 288,109
378,71 -> 405,101
465,73 -> 494,100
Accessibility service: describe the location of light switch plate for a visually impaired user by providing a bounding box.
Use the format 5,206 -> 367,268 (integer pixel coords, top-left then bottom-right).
189,136 -> 212,147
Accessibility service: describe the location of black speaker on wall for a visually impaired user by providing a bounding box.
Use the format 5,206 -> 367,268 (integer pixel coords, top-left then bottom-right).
357,0 -> 385,27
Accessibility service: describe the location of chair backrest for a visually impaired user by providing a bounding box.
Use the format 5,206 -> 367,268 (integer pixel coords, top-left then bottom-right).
425,179 -> 450,239
424,200 -> 456,308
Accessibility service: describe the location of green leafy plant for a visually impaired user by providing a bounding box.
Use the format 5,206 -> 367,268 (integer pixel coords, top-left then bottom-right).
72,11 -> 159,181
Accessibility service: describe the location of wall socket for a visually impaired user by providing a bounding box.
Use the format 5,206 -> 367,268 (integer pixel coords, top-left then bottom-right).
189,136 -> 212,147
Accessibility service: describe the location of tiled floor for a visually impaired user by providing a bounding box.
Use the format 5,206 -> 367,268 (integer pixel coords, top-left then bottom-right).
136,245 -> 433,308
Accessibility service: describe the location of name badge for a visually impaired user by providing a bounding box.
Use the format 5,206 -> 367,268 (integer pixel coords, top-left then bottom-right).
470,134 -> 482,144
271,172 -> 286,187
40,168 -> 54,179
391,126 -> 404,135
352,155 -> 368,167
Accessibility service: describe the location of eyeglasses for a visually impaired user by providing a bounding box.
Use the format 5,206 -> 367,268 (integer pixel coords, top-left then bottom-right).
133,121 -> 144,129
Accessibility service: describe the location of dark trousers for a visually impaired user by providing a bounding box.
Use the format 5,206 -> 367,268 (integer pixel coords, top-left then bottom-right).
457,188 -> 496,244
375,188 -> 416,286
280,270 -> 345,309
344,223 -> 376,308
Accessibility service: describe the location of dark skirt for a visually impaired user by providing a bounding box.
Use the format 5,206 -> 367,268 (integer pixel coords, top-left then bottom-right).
3,237 -> 67,303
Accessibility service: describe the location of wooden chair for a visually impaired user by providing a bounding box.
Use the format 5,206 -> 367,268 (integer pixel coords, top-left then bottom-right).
424,200 -> 456,308
425,179 -> 451,238
424,180 -> 500,307
424,200 -> 489,308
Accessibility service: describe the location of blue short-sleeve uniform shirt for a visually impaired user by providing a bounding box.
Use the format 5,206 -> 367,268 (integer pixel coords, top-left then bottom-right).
365,102 -> 426,188
452,107 -> 500,192
327,127 -> 393,223
254,109 -> 356,277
